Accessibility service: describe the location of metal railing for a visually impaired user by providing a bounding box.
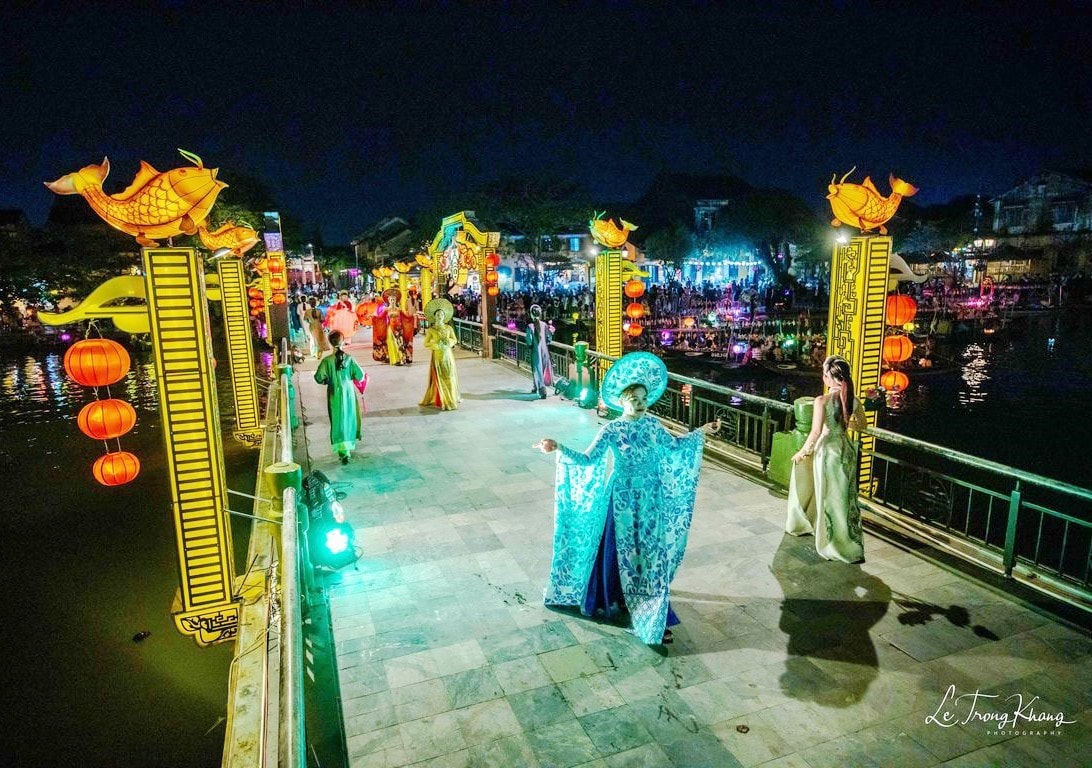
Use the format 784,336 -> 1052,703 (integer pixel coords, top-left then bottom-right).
864,427 -> 1092,606
458,319 -> 793,472
455,317 -> 1091,611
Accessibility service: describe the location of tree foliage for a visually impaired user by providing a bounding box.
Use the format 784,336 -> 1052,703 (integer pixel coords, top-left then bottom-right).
707,188 -> 825,282
643,220 -> 694,275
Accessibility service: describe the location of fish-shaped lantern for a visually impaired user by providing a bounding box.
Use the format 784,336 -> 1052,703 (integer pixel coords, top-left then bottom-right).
197,221 -> 259,256
589,211 -> 638,249
827,168 -> 918,235
45,148 -> 227,247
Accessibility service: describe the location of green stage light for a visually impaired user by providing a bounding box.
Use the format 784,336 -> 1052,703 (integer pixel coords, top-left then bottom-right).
303,471 -> 359,571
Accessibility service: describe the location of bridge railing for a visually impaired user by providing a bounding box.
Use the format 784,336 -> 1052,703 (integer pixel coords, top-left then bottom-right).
864,427 -> 1092,609
455,317 -> 1091,612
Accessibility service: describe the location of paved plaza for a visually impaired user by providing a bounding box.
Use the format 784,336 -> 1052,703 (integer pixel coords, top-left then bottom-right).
292,332 -> 1091,768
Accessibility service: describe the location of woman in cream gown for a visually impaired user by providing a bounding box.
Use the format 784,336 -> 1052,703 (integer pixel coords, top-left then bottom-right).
786,355 -> 868,563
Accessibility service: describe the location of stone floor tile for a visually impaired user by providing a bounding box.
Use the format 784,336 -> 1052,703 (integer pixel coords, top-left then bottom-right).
398,711 -> 466,764
468,733 -> 540,767
526,719 -> 601,767
540,644 -> 601,683
579,704 -> 655,756
602,743 -> 673,767
454,697 -> 522,747
443,666 -> 505,710
558,673 -> 628,717
509,683 -> 578,731
390,677 -> 448,722
494,654 -> 553,695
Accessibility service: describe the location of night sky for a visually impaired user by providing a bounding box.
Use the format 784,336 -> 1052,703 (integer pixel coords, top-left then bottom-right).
1,1 -> 1088,244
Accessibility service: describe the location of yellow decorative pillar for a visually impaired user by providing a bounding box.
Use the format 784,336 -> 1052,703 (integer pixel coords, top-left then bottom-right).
594,249 -> 623,383
143,247 -> 238,646
826,235 -> 890,494
216,258 -> 263,447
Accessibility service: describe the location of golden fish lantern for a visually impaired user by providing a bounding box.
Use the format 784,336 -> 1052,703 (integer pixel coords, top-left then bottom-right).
45,149 -> 226,247
826,168 -> 918,236
197,221 -> 259,256
589,211 -> 638,249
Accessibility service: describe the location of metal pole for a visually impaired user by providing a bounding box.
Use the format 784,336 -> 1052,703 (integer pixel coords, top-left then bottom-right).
278,488 -> 306,768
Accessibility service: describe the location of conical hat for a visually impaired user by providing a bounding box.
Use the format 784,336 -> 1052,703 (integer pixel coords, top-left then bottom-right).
424,297 -> 454,323
381,288 -> 401,303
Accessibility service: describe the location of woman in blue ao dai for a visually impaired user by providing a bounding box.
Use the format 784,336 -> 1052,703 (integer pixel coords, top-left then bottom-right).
535,352 -> 718,645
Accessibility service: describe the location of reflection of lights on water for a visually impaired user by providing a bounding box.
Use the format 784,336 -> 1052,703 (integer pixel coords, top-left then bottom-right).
959,343 -> 990,405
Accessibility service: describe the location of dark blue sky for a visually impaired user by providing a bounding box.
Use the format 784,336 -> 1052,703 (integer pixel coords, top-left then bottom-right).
1,1 -> 1088,244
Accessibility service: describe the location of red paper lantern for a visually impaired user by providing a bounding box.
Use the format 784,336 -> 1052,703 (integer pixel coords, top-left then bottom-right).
885,294 -> 917,326
78,399 -> 136,440
487,285 -> 499,296
627,323 -> 643,337
625,302 -> 644,320
882,335 -> 913,364
624,279 -> 645,299
485,253 -> 500,268
881,370 -> 909,392
64,339 -> 131,388
485,271 -> 499,284
93,451 -> 141,486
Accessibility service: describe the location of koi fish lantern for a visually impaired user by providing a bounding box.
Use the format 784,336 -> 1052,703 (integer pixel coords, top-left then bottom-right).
197,221 -> 259,256
827,168 -> 918,235
45,149 -> 227,247
589,211 -> 638,249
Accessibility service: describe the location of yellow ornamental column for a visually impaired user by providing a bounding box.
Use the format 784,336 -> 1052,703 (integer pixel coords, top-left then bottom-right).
825,169 -> 917,494
143,247 -> 238,646
416,254 -> 434,308
394,261 -> 413,310
589,212 -> 639,388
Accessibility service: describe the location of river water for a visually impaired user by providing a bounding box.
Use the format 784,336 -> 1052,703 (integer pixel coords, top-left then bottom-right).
667,309 -> 1092,487
1,309 -> 1088,764
0,336 -> 265,766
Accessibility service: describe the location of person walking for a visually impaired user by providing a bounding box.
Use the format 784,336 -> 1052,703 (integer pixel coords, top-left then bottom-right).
314,330 -> 365,465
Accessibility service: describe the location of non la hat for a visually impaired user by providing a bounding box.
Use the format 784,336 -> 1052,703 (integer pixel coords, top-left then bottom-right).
424,297 -> 454,322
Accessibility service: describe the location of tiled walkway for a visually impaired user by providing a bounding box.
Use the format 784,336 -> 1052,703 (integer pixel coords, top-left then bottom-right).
293,332 -> 1091,768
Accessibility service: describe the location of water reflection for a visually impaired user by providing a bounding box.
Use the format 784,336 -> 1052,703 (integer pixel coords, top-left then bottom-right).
958,342 -> 990,405
0,351 -> 161,424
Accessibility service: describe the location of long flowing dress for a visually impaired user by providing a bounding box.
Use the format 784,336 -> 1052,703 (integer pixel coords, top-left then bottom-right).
324,302 -> 358,345
420,323 -> 460,409
371,305 -> 389,362
545,416 -> 705,644
307,312 -> 332,360
314,352 -> 365,456
526,318 -> 554,395
785,396 -> 865,563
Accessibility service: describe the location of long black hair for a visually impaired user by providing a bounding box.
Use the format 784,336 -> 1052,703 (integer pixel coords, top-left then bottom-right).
823,355 -> 854,426
328,331 -> 346,370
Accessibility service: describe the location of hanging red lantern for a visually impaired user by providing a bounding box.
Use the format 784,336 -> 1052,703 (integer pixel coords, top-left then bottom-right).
885,294 -> 918,326
64,339 -> 131,388
487,285 -> 499,296
93,451 -> 141,486
78,399 -> 136,441
485,271 -> 499,284
881,370 -> 909,392
627,323 -> 643,337
625,302 -> 644,320
882,335 -> 913,363
485,253 -> 500,268
624,279 -> 645,299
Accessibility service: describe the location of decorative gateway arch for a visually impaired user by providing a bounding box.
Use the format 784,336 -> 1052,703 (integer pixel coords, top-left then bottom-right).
420,211 -> 501,358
